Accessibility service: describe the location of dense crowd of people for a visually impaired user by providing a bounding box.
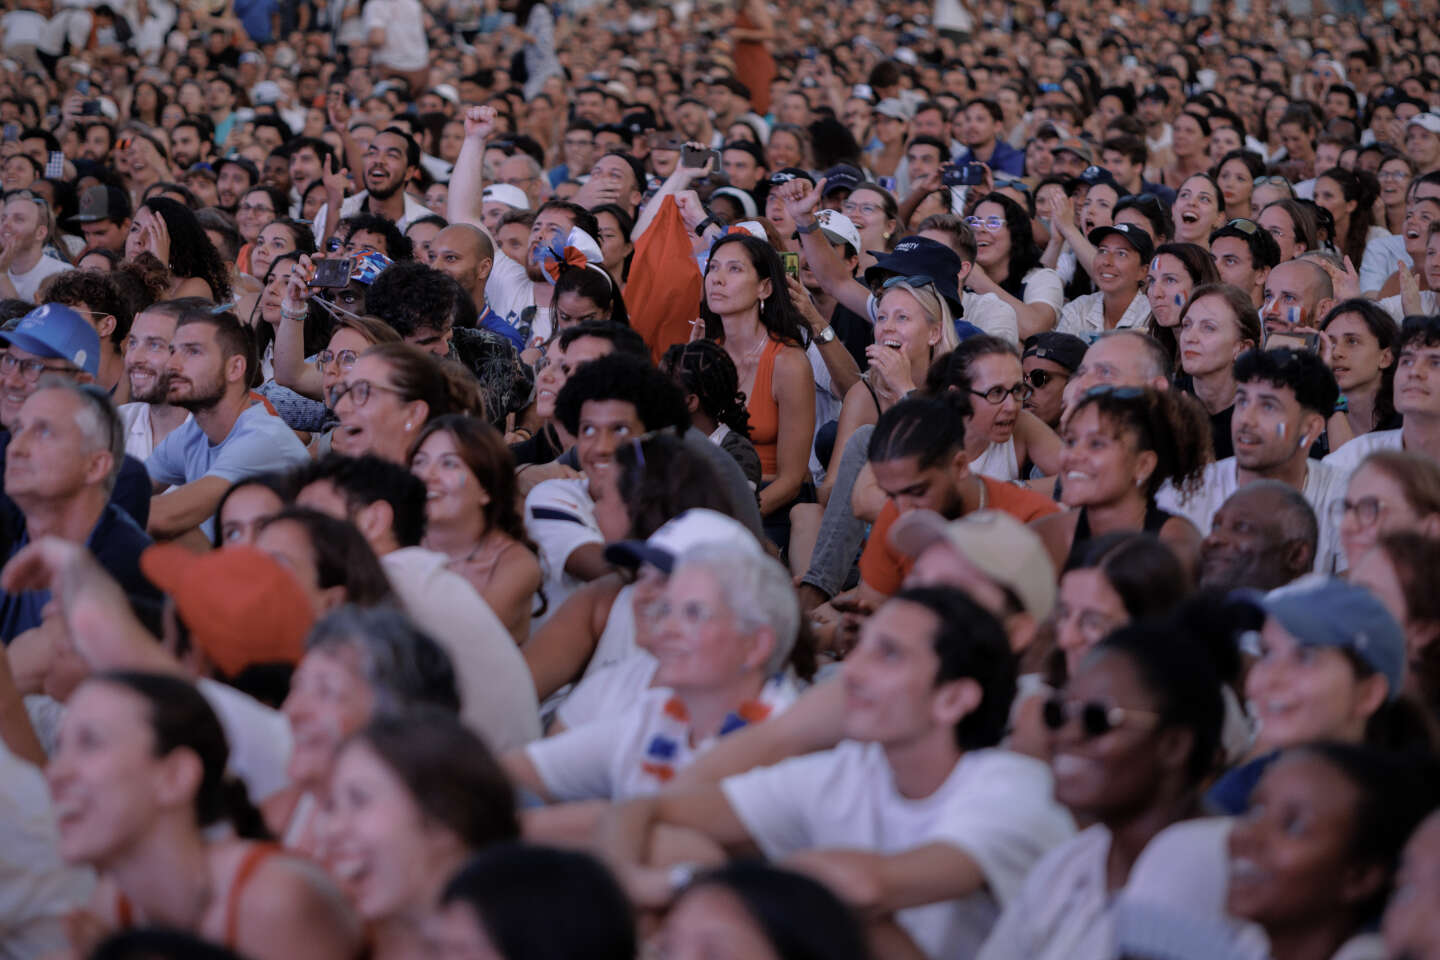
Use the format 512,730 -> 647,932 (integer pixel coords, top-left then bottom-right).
4,0 -> 1440,956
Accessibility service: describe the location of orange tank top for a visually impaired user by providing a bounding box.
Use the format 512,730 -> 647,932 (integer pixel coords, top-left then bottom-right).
747,338 -> 783,476
114,843 -> 281,948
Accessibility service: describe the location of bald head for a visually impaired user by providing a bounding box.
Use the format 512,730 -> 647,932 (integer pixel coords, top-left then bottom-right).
1261,258 -> 1334,332
431,223 -> 494,305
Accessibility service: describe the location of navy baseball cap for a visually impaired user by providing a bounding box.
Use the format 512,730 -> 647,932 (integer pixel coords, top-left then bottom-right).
1239,576 -> 1406,700
863,236 -> 964,313
1023,331 -> 1087,372
821,164 -> 864,197
769,167 -> 815,187
0,304 -> 100,377
1088,222 -> 1155,263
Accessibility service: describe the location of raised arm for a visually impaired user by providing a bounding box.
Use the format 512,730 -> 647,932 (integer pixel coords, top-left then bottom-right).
781,178 -> 872,317
273,254 -> 324,399
632,146 -> 714,240
449,105 -> 498,232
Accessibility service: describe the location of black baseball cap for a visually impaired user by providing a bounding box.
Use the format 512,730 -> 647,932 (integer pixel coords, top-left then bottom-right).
1088,222 -> 1155,263
769,166 -> 815,187
863,236 -> 964,313
67,184 -> 131,225
1023,331 -> 1087,372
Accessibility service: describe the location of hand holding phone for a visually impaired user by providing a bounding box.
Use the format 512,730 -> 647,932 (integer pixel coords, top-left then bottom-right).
942,163 -> 987,187
309,258 -> 355,289
680,145 -> 720,171
780,251 -> 800,280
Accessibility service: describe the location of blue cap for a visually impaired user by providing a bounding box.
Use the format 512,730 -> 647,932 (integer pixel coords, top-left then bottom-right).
863,235 -> 964,314
1244,576 -> 1406,700
0,304 -> 100,377
350,250 -> 393,285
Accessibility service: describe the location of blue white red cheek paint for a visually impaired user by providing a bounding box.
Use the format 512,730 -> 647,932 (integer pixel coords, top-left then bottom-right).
1175,293 -> 1185,306
1288,305 -> 1301,326
1276,422 -> 1287,439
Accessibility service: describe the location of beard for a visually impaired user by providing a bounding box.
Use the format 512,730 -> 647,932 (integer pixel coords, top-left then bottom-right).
168,370 -> 226,412
365,170 -> 402,200
128,365 -> 172,404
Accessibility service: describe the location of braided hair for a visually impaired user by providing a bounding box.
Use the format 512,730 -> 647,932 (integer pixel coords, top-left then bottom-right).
661,340 -> 753,438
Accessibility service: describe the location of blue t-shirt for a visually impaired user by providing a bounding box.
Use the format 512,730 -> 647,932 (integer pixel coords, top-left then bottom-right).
147,403 -> 310,537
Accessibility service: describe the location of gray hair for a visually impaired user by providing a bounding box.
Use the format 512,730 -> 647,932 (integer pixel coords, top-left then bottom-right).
306,604 -> 462,716
1094,329 -> 1171,382
671,543 -> 799,676
1237,479 -> 1319,554
35,375 -> 124,493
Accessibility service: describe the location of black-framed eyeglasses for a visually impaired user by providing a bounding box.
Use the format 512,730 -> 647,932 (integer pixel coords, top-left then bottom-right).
971,381 -> 1031,404
1041,697 -> 1160,738
1025,368 -> 1067,390
0,353 -> 76,382
328,378 -> 405,408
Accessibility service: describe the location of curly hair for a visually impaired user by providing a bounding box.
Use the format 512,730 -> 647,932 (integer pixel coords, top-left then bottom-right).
41,269 -> 132,348
553,353 -> 691,437
139,197 -> 232,302
339,212 -> 412,261
613,433 -> 735,540
972,193 -> 1041,299
661,339 -> 752,438
1068,385 -> 1213,502
363,260 -> 469,337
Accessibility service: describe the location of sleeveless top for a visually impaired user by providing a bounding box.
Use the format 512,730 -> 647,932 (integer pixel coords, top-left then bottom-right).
1064,501 -> 1176,570
114,843 -> 282,948
970,437 -> 1020,482
747,338 -> 784,476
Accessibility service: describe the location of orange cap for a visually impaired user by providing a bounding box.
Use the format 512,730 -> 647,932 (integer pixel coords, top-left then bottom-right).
140,544 -> 315,677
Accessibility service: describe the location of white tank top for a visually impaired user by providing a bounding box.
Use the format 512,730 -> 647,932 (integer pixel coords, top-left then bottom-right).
970,437 -> 1020,482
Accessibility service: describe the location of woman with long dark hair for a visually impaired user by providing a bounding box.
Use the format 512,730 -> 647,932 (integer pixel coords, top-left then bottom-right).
1315,167 -> 1387,278
123,197 -> 232,301
1145,241 -> 1222,364
701,233 -> 815,524
46,671 -> 361,960
1322,299 -> 1400,450
967,192 -> 1064,340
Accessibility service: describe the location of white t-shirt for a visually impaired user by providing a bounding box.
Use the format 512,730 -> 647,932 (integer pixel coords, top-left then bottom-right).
557,650 -> 658,730
1378,290 -> 1439,325
1155,457 -> 1346,573
1021,267 -> 1066,318
362,0 -> 429,70
528,675 -> 800,802
524,477 -> 604,624
117,402 -> 192,462
0,738 -> 94,960
723,743 -> 1075,960
381,547 -> 541,751
311,190 -> 433,248
1358,232 -> 1409,294
977,818 -> 1249,960
196,677 -> 293,803
1322,428 -> 1405,481
484,249 -> 539,342
5,255 -> 69,304
1056,290 -> 1149,339
961,291 -> 1019,344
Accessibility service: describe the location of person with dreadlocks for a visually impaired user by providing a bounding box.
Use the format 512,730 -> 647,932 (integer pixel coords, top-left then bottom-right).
662,340 -> 762,490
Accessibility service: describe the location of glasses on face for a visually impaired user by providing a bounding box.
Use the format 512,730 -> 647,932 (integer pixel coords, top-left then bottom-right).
327,378 -> 404,408
316,348 -> 360,371
844,201 -> 884,218
1253,175 -> 1293,189
563,137 -> 595,149
0,353 -> 75,382
1379,169 -> 1411,182
1041,697 -> 1160,738
1024,368 -> 1067,389
649,598 -> 728,627
238,202 -> 275,215
971,381 -> 1031,405
1329,496 -> 1388,526
965,215 -> 1006,231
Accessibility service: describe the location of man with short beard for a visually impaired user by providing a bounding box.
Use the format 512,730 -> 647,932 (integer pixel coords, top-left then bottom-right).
145,305 -> 309,542
116,299 -> 196,460
215,157 -> 259,214
311,128 -> 430,244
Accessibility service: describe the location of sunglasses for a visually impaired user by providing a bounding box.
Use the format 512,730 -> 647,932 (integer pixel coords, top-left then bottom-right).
1225,217 -> 1260,234
1082,384 -> 1146,401
1042,697 -> 1159,738
1024,368 -> 1067,389
880,274 -> 937,291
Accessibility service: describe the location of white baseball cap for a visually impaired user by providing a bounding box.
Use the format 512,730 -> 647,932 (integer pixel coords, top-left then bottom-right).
815,209 -> 863,253
604,509 -> 761,573
482,183 -> 530,210
1407,113 -> 1440,136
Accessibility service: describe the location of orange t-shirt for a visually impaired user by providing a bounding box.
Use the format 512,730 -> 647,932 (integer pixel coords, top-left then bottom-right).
858,476 -> 1061,596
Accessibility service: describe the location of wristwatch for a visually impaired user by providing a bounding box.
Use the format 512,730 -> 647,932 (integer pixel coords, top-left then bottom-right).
694,215 -> 725,237
814,325 -> 836,344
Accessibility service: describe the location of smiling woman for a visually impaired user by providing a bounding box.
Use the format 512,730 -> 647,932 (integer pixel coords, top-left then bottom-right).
330,343 -> 483,463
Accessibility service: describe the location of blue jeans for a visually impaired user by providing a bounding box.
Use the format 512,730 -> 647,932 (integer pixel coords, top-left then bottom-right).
800,425 -> 873,598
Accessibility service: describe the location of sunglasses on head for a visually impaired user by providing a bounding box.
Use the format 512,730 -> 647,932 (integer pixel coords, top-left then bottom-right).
1042,697 -> 1159,738
880,274 -> 937,291
1082,384 -> 1146,401
1225,217 -> 1259,234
